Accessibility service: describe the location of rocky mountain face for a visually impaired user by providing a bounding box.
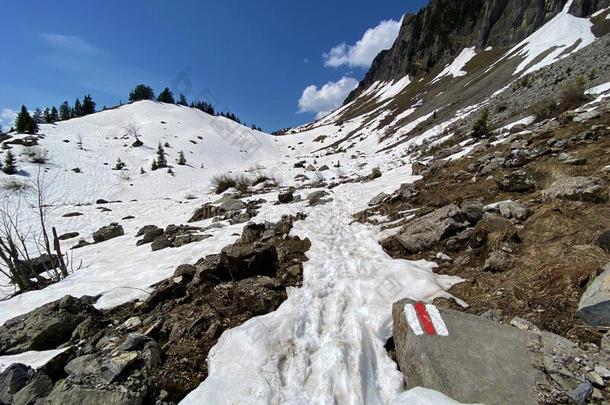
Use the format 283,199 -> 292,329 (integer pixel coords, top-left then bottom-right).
346,0 -> 609,103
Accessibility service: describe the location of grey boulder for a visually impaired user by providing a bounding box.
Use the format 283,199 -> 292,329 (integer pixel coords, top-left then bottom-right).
542,176 -> 608,203
0,364 -> 32,404
577,262 -> 610,327
390,205 -> 468,254
0,295 -> 97,355
393,299 -> 541,405
92,223 -> 124,243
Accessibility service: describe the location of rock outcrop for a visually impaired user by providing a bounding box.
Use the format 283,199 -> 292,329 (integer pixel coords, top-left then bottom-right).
346,0 -> 609,103
0,295 -> 98,355
384,204 -> 469,254
0,214 -> 311,404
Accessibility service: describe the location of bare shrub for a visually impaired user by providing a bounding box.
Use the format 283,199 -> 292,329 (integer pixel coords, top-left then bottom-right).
234,174 -> 251,193
531,97 -> 558,121
0,169 -> 74,293
559,77 -> 589,111
124,122 -> 141,140
211,173 -> 252,194
211,173 -> 237,194
24,147 -> 50,164
2,179 -> 29,193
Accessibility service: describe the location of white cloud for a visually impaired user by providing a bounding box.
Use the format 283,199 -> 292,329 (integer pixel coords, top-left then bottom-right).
298,76 -> 359,119
41,33 -> 100,54
0,108 -> 17,129
323,18 -> 402,68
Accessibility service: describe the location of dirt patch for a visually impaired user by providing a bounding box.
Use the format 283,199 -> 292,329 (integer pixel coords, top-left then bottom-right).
363,109 -> 610,345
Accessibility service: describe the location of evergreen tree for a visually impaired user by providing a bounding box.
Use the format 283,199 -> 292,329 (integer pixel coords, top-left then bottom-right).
157,87 -> 175,104
15,105 -> 38,134
82,94 -> 96,115
59,102 -> 71,121
471,109 -> 490,139
32,108 -> 43,124
151,159 -> 158,171
177,151 -> 186,165
43,108 -> 51,123
140,167 -> 146,174
190,100 -> 215,115
50,106 -> 59,122
129,84 -> 155,102
113,158 -> 126,170
3,150 -> 17,175
73,98 -> 83,117
177,94 -> 188,106
155,143 -> 167,168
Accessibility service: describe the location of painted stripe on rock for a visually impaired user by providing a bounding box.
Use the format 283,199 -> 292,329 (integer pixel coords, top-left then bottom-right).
403,303 -> 450,337
426,304 -> 449,336
414,302 -> 437,336
404,304 -> 424,336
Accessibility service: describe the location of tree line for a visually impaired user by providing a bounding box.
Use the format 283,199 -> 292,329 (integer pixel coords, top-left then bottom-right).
7,93 -> 98,135
128,84 -> 261,130
4,84 -> 262,135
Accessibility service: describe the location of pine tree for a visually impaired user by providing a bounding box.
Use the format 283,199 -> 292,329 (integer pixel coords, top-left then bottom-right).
73,98 -> 83,117
156,143 -> 167,168
129,84 -> 155,102
177,94 -> 188,106
151,159 -> 158,171
72,97 -> 83,117
157,87 -> 175,104
167,167 -> 174,176
43,108 -> 51,123
3,151 -> 17,175
471,109 -> 490,139
59,102 -> 71,121
113,158 -> 126,170
177,151 -> 186,165
82,94 -> 96,115
140,167 -> 146,174
50,106 -> 59,122
33,108 -> 43,124
15,105 -> 37,134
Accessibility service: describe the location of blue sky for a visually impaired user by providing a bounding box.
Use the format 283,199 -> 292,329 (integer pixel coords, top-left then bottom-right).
0,0 -> 427,132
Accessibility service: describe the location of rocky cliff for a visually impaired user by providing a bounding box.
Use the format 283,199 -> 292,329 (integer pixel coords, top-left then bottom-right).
345,0 -> 609,103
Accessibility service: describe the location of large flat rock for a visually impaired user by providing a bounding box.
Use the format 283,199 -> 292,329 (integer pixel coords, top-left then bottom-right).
392,298 -> 543,405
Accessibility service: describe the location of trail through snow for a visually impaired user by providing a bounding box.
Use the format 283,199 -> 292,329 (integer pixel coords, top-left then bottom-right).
182,181 -> 464,404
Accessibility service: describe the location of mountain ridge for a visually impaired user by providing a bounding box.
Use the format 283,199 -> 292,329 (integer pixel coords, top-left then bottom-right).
346,0 -> 609,104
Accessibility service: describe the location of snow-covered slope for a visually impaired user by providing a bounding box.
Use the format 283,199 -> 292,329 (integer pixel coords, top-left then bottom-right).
2,101 -> 286,204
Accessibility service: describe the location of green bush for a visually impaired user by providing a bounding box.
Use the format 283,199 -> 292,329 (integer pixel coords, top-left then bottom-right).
471,109 -> 490,139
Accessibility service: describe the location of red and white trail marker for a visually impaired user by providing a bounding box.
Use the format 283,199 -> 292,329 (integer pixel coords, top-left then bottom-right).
404,302 -> 449,337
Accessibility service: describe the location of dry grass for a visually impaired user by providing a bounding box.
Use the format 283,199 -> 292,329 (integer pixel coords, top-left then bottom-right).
211,173 -> 251,194
377,111 -> 610,343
